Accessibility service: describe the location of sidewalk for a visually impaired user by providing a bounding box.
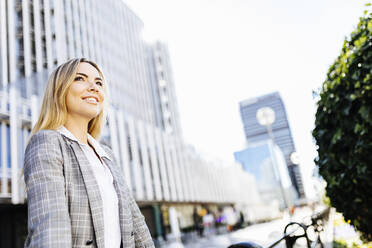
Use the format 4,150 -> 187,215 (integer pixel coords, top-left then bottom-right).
158,214 -> 292,248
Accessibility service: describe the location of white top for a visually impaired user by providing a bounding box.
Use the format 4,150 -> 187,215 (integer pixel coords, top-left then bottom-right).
57,126 -> 121,248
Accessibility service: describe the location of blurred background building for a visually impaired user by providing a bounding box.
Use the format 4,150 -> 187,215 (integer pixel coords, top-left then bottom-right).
147,41 -> 182,137
238,92 -> 305,199
234,140 -> 297,209
0,0 -> 276,246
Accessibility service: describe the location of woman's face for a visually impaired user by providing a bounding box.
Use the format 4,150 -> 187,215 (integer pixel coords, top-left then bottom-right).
65,62 -> 105,122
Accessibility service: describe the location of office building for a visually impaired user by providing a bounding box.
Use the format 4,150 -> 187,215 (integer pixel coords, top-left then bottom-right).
146,41 -> 182,137
239,92 -> 305,198
0,0 -> 264,246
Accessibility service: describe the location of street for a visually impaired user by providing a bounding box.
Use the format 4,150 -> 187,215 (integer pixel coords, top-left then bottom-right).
161,207 -> 318,248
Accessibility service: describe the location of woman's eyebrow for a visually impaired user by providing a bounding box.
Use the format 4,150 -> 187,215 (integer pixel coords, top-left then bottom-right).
76,72 -> 88,78
76,72 -> 102,81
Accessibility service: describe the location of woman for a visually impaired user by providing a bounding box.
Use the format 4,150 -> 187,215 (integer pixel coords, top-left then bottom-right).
23,58 -> 154,248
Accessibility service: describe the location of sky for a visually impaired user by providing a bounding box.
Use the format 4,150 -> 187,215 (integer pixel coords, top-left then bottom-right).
123,0 -> 367,199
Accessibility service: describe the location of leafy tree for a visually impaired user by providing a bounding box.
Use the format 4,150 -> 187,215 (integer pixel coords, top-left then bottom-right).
313,5 -> 372,242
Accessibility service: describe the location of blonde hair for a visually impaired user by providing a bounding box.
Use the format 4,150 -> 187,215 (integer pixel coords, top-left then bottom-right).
30,58 -> 108,139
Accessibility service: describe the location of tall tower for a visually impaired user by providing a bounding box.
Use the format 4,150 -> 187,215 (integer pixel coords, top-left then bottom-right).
239,92 -> 305,198
146,41 -> 182,137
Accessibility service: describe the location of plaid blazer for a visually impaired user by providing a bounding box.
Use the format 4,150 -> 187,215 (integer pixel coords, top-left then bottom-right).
24,130 -> 155,248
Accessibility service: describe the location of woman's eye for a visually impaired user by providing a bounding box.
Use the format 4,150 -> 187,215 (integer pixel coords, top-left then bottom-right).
96,81 -> 103,86
74,76 -> 84,81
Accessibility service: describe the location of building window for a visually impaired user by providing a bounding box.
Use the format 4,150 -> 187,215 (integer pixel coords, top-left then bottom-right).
0,122 -> 2,171
6,124 -> 10,168
127,136 -> 133,162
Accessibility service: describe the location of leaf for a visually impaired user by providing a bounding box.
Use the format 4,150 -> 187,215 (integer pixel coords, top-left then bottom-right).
344,105 -> 351,115
331,129 -> 342,144
359,106 -> 370,121
354,124 -> 364,134
368,21 -> 372,32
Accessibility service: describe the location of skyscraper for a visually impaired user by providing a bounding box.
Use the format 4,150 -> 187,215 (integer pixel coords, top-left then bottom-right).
146,41 -> 182,137
239,92 -> 305,198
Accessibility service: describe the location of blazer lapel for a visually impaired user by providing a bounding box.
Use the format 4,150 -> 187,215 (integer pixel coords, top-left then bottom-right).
69,142 -> 105,248
102,157 -> 129,239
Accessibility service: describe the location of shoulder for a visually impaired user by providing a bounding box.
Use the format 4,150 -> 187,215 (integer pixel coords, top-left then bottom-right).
27,129 -> 63,152
30,129 -> 61,141
24,130 -> 64,177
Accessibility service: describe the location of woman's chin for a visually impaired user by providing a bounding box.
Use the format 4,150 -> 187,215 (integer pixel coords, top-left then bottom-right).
86,107 -> 102,118
85,112 -> 101,121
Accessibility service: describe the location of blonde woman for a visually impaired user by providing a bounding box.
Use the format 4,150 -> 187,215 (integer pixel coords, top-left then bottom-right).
23,58 -> 154,248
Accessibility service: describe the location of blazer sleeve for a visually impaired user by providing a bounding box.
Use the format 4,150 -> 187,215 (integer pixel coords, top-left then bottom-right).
24,131 -> 72,248
126,186 -> 155,248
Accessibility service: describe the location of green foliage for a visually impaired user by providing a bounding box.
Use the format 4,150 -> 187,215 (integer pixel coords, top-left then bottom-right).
313,7 -> 372,242
333,240 -> 348,248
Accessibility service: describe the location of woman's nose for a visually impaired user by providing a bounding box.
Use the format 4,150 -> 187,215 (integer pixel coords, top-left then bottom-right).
88,81 -> 99,91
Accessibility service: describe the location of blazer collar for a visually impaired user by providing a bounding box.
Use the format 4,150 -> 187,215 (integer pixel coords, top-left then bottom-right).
57,126 -> 112,161
101,156 -> 128,240
67,140 -> 106,248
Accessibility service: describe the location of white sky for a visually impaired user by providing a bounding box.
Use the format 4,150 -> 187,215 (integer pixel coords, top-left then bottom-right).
123,0 -> 367,198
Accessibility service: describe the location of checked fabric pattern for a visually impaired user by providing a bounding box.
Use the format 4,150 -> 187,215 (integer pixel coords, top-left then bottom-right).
24,130 -> 154,248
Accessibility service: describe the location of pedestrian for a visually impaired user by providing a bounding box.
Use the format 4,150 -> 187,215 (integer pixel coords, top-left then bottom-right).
23,58 -> 154,248
202,209 -> 214,237
193,207 -> 204,237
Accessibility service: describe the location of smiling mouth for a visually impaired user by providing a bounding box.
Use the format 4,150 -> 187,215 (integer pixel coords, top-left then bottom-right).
82,97 -> 98,104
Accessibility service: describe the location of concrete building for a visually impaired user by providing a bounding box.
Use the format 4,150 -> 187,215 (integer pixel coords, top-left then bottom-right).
0,0 -> 263,246
239,92 -> 305,198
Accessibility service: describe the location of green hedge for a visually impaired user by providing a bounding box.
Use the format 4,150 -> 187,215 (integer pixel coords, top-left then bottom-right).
313,5 -> 372,242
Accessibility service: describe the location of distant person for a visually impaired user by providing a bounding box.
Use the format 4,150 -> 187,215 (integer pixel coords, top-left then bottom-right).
193,207 -> 204,237
23,58 -> 154,248
203,209 -> 214,236
235,211 -> 245,230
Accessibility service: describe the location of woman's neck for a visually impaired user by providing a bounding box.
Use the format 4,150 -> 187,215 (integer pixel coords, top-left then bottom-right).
64,117 -> 89,145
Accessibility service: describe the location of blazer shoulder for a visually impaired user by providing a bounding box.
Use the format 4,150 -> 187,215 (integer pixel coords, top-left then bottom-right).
32,129 -> 61,139
24,130 -> 64,179
28,129 -> 62,148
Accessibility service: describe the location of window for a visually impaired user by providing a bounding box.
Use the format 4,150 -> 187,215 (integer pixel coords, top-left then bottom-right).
0,122 -> 2,170
6,124 -> 10,168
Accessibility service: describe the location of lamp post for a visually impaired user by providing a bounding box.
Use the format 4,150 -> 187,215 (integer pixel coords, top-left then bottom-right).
290,152 -> 300,165
256,107 -> 276,140
256,107 -> 288,210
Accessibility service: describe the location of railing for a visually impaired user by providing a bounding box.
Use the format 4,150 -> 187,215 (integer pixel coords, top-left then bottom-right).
228,208 -> 330,248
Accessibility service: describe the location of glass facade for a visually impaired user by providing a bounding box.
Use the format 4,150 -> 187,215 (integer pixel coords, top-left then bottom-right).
234,140 -> 296,209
